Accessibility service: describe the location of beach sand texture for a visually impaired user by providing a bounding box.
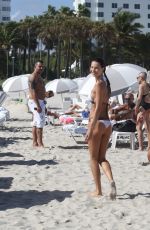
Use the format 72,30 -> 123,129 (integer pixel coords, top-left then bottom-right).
0,95 -> 150,230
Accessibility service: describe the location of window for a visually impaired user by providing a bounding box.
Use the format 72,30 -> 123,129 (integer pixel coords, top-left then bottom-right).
85,3 -> 91,7
148,14 -> 150,19
123,4 -> 129,9
2,16 -> 10,21
134,4 -> 140,9
98,12 -> 104,17
112,12 -> 116,17
2,7 -> 11,11
112,3 -> 117,8
148,23 -> 150,28
148,5 -> 150,10
98,2 -> 104,8
136,13 -> 140,18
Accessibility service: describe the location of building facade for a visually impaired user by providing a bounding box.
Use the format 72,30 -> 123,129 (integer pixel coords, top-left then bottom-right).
0,0 -> 11,22
73,0 -> 150,33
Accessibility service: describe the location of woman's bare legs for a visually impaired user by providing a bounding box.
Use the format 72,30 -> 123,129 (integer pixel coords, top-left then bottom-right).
145,112 -> 150,160
98,125 -> 116,200
88,124 -> 102,196
136,114 -> 144,150
98,126 -> 113,180
88,122 -> 116,198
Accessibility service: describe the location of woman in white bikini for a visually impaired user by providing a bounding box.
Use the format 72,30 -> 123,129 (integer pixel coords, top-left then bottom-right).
85,57 -> 116,199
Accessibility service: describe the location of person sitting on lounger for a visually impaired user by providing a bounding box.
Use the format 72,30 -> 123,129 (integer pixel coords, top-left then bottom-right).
65,102 -> 90,117
109,92 -> 137,132
45,91 -> 60,119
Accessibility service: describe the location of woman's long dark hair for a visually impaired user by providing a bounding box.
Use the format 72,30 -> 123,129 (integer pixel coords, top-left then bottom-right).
91,57 -> 111,96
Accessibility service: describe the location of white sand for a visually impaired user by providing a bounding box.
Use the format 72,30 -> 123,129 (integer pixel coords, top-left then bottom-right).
0,95 -> 150,230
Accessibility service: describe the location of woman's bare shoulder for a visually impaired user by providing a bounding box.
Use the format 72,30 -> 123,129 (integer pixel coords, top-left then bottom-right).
97,80 -> 106,93
96,79 -> 105,87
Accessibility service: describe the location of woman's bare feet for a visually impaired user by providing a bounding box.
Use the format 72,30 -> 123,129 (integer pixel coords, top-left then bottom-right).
110,181 -> 116,200
89,191 -> 102,197
138,147 -> 144,151
38,144 -> 44,148
33,142 -> 38,147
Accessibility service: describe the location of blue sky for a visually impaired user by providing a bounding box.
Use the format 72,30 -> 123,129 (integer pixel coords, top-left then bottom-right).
11,0 -> 74,21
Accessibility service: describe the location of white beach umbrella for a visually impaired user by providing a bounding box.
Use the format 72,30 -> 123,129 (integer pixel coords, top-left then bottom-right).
79,63 -> 147,97
45,78 -> 78,94
73,77 -> 86,91
2,74 -> 30,93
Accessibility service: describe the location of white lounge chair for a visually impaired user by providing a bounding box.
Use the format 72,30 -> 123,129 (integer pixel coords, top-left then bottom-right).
0,113 -> 6,126
62,97 -> 72,110
0,92 -> 9,126
0,91 -> 7,106
62,117 -> 88,143
0,107 -> 10,121
111,131 -> 136,150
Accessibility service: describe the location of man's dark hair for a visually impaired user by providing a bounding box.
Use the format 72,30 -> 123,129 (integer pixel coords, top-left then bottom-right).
35,60 -> 43,66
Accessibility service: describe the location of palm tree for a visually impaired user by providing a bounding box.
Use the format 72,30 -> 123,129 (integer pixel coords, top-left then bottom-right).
42,5 -> 57,18
57,8 -> 76,78
75,17 -> 93,76
133,33 -> 150,68
17,17 -> 38,73
38,13 -> 58,79
0,21 -> 19,77
77,4 -> 91,18
112,10 -> 143,62
91,21 -> 115,62
58,6 -> 74,16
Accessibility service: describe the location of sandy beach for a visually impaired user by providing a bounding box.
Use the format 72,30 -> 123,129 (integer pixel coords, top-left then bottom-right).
0,95 -> 150,230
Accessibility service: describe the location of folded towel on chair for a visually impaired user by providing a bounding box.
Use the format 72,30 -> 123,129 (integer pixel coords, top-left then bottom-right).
63,124 -> 87,135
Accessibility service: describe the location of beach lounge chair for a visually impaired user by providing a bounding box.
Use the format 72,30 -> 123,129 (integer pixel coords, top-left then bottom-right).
111,131 -> 136,150
0,113 -> 6,126
62,117 -> 88,143
0,92 -> 9,126
62,97 -> 72,110
0,91 -> 7,106
0,107 -> 10,121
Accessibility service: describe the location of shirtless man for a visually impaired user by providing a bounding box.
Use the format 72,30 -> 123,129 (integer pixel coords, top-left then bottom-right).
28,60 -> 46,147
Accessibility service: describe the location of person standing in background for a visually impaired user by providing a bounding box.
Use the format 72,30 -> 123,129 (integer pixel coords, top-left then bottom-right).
28,60 -> 46,147
135,72 -> 150,161
85,57 -> 116,199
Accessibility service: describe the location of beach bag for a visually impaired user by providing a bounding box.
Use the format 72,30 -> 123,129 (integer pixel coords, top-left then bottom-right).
112,120 -> 136,132
81,110 -> 89,118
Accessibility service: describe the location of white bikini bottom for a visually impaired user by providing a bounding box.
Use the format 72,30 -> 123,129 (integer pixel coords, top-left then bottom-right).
99,120 -> 112,128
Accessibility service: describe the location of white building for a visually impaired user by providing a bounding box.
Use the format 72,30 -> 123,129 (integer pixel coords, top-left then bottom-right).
73,0 -> 150,33
0,0 -> 11,22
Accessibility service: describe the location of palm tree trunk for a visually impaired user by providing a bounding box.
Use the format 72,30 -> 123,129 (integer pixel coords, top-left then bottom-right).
80,41 -> 83,77
69,38 -> 72,79
6,49 -> 9,78
46,48 -> 50,81
23,49 -> 26,73
57,39 -> 61,78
